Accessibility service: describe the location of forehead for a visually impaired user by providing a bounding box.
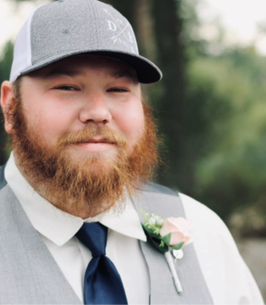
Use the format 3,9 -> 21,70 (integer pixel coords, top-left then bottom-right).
28,54 -> 139,82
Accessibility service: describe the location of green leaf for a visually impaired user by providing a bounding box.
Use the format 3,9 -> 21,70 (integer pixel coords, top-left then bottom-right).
150,236 -> 168,253
159,240 -> 165,248
161,233 -> 171,246
171,241 -> 185,250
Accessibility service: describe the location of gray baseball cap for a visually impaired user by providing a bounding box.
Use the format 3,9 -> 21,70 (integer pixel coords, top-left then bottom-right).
10,0 -> 162,84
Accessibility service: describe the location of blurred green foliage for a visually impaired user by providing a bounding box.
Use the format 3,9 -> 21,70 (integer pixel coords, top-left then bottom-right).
1,0 -> 266,232
0,41 -> 13,165
188,48 -> 266,221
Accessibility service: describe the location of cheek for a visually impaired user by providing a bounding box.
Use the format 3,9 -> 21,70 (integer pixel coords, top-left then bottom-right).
22,98 -> 76,145
20,79 -> 80,145
113,101 -> 145,144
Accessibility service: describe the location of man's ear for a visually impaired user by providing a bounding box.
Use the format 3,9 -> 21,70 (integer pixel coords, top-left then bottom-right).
1,81 -> 15,134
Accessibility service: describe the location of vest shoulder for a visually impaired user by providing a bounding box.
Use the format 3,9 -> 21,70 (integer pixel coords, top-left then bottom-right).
139,182 -> 179,197
0,165 -> 7,190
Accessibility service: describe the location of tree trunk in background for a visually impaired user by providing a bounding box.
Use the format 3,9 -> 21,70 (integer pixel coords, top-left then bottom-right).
151,0 -> 192,191
132,0 -> 156,62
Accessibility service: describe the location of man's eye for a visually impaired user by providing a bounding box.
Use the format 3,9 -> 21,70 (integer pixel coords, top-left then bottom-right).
55,85 -> 79,91
107,87 -> 128,93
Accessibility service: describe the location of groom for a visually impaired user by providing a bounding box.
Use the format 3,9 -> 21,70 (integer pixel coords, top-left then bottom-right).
0,0 -> 264,304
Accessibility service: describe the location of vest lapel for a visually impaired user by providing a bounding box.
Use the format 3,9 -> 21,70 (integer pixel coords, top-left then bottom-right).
0,184 -> 82,304
132,183 -> 214,305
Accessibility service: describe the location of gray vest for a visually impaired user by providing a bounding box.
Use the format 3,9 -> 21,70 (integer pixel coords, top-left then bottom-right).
0,165 -> 213,304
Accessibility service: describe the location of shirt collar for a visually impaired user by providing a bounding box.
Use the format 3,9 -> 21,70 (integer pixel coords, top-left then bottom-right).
5,153 -> 147,246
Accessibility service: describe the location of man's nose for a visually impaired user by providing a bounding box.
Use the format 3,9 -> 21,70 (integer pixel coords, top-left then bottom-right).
79,92 -> 112,124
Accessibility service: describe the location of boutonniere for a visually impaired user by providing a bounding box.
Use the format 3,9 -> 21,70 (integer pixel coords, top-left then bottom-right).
141,211 -> 193,295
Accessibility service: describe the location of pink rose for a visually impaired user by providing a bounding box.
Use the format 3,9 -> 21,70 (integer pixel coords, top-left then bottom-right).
160,217 -> 193,246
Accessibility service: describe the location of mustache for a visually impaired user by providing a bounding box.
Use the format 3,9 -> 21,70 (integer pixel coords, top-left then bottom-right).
58,125 -> 127,148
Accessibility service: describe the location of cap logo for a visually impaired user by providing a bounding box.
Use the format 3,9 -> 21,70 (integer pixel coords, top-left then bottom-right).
103,8 -> 137,54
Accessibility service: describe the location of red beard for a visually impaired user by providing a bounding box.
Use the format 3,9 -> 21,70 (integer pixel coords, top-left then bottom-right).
9,96 -> 159,218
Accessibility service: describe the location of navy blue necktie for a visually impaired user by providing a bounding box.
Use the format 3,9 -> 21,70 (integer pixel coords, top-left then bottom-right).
76,222 -> 128,305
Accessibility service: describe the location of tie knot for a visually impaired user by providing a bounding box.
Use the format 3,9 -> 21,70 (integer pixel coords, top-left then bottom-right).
76,222 -> 107,257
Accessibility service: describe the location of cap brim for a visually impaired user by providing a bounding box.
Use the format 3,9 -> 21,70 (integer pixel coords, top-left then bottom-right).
97,51 -> 162,83
20,50 -> 162,84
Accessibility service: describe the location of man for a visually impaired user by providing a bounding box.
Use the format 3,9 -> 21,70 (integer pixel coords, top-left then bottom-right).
0,0 -> 264,304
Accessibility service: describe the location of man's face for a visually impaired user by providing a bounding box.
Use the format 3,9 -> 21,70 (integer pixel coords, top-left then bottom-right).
3,54 -> 159,217
19,54 -> 144,163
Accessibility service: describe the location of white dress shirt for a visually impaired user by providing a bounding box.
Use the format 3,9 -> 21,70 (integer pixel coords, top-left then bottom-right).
4,153 -> 264,304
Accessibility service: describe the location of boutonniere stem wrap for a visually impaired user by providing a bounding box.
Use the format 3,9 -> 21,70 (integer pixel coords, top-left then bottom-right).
142,211 -> 193,295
